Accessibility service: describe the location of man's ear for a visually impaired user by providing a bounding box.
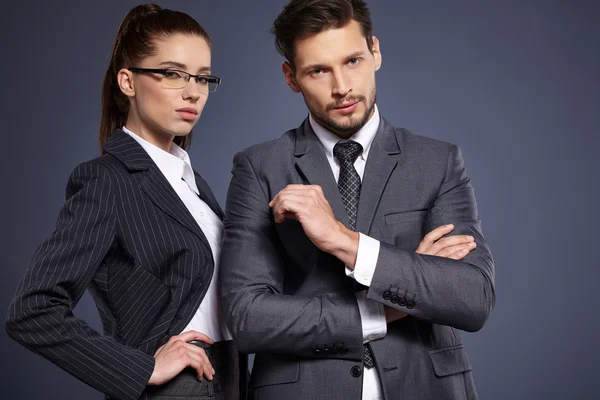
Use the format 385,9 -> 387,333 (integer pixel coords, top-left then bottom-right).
371,36 -> 382,71
282,61 -> 301,93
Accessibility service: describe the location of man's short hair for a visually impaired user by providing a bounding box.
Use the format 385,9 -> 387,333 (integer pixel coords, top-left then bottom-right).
271,0 -> 374,69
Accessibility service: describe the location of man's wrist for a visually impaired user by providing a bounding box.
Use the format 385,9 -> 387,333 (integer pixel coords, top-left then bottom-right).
327,222 -> 359,267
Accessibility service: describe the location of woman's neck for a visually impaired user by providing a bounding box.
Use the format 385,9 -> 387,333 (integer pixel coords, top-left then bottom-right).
124,119 -> 174,153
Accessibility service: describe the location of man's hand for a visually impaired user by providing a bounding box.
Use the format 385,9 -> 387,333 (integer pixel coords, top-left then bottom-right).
148,330 -> 215,385
416,224 -> 476,258
269,184 -> 358,265
385,224 -> 477,323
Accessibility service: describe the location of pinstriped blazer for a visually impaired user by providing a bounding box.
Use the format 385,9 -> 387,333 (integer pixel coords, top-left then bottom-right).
5,130 -> 229,400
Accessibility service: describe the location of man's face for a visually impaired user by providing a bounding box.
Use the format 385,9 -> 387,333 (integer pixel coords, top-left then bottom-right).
284,20 -> 382,138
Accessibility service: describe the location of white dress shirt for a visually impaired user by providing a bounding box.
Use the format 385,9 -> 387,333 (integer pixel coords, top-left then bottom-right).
123,127 -> 232,342
310,105 -> 385,400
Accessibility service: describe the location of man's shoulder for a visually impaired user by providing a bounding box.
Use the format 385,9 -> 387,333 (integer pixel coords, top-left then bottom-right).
392,125 -> 457,155
235,127 -> 298,162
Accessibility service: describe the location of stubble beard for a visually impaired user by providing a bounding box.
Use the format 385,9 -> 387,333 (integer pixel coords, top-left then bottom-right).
306,86 -> 377,139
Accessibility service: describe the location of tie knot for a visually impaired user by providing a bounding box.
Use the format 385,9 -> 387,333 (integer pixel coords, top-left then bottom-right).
333,140 -> 363,164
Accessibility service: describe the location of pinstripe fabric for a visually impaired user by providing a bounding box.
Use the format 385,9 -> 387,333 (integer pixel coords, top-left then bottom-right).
5,130 -> 225,400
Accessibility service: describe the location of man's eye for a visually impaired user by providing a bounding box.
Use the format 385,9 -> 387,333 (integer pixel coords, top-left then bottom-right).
196,76 -> 209,85
348,58 -> 359,65
311,69 -> 323,76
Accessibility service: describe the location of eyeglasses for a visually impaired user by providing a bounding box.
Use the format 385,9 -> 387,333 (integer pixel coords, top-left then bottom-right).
128,67 -> 221,92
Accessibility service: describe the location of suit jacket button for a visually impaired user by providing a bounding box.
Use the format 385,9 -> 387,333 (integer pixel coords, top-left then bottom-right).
350,365 -> 362,377
340,346 -> 349,354
313,348 -> 322,355
322,347 -> 330,354
406,300 -> 416,309
383,290 -> 391,300
398,297 -> 407,307
390,294 -> 399,304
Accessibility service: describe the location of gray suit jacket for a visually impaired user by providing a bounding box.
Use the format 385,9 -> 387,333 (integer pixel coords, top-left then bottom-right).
219,116 -> 495,400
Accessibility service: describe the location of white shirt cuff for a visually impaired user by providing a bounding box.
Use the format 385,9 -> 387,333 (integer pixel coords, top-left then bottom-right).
355,290 -> 387,344
345,233 -> 380,286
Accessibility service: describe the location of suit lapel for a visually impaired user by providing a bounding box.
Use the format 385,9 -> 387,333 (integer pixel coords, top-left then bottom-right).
293,119 -> 351,229
139,168 -> 211,246
194,172 -> 224,220
104,130 -> 211,248
356,117 -> 402,234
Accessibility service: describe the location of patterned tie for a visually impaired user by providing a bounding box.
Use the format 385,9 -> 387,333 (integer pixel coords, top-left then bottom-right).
333,141 -> 375,369
333,141 -> 363,231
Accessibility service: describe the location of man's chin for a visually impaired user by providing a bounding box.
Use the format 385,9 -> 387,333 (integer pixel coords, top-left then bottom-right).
328,116 -> 365,132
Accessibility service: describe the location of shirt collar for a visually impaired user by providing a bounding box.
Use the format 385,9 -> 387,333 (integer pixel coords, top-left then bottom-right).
122,127 -> 199,195
309,104 -> 380,162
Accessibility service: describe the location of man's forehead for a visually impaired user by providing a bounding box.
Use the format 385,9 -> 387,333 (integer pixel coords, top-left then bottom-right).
293,21 -> 368,65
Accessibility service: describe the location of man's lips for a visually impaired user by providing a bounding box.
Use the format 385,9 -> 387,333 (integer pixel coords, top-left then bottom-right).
334,101 -> 359,110
332,100 -> 360,115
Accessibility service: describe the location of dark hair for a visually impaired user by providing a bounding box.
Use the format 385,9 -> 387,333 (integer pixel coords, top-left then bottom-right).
100,4 -> 210,152
271,0 -> 373,69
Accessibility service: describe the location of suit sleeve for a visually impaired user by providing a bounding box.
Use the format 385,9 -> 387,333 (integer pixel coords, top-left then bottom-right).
219,152 -> 363,360
366,145 -> 496,332
5,161 -> 155,400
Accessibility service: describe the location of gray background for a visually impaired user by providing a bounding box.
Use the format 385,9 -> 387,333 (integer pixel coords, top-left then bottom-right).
1,0 -> 598,399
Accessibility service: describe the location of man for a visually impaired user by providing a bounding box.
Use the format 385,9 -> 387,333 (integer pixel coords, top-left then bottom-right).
219,1 -> 495,399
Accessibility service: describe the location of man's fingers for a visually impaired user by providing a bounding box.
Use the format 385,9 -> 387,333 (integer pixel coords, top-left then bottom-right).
272,196 -> 306,223
429,235 -> 474,255
269,185 -> 324,207
416,224 -> 454,253
436,242 -> 476,258
446,243 -> 477,260
268,193 -> 279,208
284,184 -> 322,191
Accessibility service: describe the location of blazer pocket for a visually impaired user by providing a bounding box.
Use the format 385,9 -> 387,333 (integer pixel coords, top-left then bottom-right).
429,344 -> 472,377
384,209 -> 428,225
111,262 -> 171,346
249,356 -> 299,389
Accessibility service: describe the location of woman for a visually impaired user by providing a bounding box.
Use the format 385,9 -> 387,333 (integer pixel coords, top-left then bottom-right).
6,4 -> 242,400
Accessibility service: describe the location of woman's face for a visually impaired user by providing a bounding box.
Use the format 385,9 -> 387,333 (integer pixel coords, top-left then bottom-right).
121,33 -> 212,143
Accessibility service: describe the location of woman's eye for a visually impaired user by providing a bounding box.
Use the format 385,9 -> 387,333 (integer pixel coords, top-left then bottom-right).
164,71 -> 182,80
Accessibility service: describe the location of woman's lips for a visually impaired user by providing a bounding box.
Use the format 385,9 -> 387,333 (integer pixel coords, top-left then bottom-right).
175,108 -> 198,121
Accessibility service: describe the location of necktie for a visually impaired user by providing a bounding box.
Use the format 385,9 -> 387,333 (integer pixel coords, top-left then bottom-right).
333,141 -> 374,369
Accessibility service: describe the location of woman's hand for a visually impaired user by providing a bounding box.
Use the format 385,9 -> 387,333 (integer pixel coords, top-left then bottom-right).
148,330 -> 215,385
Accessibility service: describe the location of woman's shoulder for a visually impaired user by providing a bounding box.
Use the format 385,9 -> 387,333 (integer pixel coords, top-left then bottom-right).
72,153 -> 128,176
66,153 -> 130,191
